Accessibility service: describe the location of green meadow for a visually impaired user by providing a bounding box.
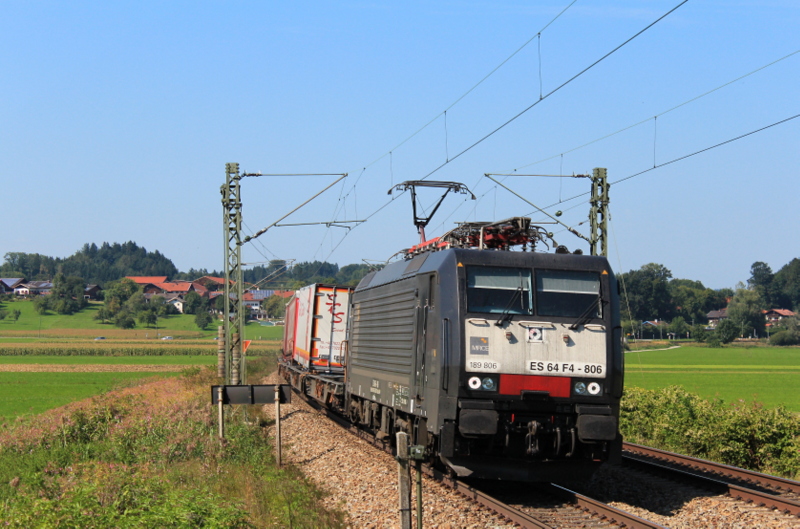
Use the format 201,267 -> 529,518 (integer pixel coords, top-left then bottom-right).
625,345 -> 800,411
0,300 -> 284,340
0,355 -> 216,365
0,372 -> 179,419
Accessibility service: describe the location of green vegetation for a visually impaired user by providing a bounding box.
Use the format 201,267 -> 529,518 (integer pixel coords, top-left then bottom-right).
0,355 -> 216,365
1,243 -> 177,286
621,386 -> 800,479
0,372 -> 178,418
0,300 -> 274,338
0,357 -> 345,527
625,345 -> 800,411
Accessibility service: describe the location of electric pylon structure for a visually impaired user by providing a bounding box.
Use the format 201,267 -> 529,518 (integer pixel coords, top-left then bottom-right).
589,167 -> 609,257
221,163 -> 246,385
219,164 -> 351,386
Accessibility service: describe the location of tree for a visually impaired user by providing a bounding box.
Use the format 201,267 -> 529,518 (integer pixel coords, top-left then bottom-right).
149,295 -> 168,316
668,316 -> 689,339
183,291 -> 202,315
727,287 -> 765,338
262,295 -> 290,319
103,278 -> 140,316
137,310 -> 157,327
620,263 -> 674,321
773,258 -> 800,311
114,311 -> 136,329
194,311 -> 212,330
33,296 -> 49,315
716,319 -> 739,344
9,309 -> 20,322
748,261 -> 776,308
94,307 -> 112,324
214,294 -> 226,312
0,309 -> 7,320
47,273 -> 87,315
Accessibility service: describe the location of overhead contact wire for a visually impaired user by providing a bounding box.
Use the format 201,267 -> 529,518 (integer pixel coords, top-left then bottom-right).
418,0 -> 690,182
506,49 -> 800,173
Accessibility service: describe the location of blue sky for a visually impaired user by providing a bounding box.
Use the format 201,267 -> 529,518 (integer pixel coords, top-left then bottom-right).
1,1 -> 797,289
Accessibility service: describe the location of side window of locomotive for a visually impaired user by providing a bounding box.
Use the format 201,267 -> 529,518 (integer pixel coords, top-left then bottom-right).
535,270 -> 601,318
466,267 -> 532,314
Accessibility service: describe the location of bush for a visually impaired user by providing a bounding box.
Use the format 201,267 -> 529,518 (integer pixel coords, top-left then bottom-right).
769,330 -> 800,346
621,386 -> 800,479
716,319 -> 739,344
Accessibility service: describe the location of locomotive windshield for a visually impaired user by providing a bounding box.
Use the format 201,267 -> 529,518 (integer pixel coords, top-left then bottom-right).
467,267 -> 532,314
535,270 -> 601,318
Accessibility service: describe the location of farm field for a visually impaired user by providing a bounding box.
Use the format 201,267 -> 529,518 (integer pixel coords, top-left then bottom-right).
0,355 -> 216,365
625,345 -> 800,411
0,371 -> 179,418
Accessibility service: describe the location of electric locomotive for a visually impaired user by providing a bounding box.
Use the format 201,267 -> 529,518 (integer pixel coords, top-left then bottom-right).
280,216 -> 623,482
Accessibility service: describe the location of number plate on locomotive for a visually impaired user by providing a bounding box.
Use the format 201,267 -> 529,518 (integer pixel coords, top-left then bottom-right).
527,361 -> 604,377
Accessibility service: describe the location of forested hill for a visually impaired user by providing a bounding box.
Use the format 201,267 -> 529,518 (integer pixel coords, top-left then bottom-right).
0,245 -> 373,289
1,243 -> 178,285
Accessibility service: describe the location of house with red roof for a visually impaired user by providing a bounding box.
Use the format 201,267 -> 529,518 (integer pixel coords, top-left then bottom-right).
764,308 -> 795,325
126,276 -> 168,285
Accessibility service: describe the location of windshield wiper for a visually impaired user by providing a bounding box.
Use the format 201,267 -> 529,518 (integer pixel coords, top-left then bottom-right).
495,286 -> 523,327
569,295 -> 603,330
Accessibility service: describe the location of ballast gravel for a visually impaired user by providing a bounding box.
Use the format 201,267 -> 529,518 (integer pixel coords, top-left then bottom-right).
262,373 -> 799,528
261,373 -> 513,528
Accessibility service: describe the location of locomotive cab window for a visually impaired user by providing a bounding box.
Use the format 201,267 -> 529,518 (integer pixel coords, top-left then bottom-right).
466,267 -> 532,314
536,270 -> 601,318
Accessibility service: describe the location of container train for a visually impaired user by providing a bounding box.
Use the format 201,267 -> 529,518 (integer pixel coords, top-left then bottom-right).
279,216 -> 623,482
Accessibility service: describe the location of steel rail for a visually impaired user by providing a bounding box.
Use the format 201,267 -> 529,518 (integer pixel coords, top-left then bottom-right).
623,442 -> 800,493
544,483 -> 668,529
294,389 -> 668,527
623,442 -> 800,517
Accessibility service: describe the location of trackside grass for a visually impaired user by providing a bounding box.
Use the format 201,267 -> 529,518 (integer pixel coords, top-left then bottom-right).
624,345 -> 800,411
0,356 -> 346,527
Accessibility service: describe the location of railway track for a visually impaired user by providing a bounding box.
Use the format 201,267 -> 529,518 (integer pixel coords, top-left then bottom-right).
295,389 -> 800,527
297,390 -> 672,528
622,442 -> 800,518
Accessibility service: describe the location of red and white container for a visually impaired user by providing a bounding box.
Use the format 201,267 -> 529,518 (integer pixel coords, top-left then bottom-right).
282,284 -> 352,372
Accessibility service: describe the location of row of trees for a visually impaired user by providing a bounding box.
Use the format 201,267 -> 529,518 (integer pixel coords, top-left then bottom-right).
621,259 -> 800,343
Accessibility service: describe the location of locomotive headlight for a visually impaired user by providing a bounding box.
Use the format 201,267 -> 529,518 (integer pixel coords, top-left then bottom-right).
468,376 -> 482,390
574,381 -> 603,396
481,377 -> 496,391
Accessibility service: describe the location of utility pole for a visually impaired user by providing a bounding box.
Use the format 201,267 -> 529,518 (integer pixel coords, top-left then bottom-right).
221,163 -> 246,385
589,167 -> 609,257
219,166 -> 349,386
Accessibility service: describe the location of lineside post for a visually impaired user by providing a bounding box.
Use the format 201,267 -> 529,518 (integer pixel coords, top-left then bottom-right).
274,384 -> 282,467
217,387 -> 224,441
396,432 -> 412,529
